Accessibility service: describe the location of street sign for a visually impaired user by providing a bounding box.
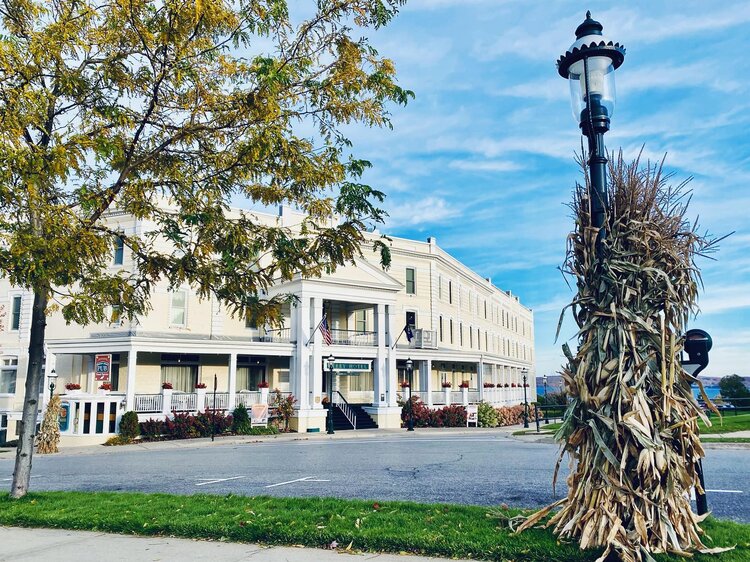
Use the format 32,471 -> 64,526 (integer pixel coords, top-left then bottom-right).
94,354 -> 111,381
324,360 -> 372,373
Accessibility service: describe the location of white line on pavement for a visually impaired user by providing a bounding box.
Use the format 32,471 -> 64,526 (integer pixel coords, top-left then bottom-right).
265,476 -> 330,488
2,475 -> 41,481
195,476 -> 245,486
706,489 -> 744,494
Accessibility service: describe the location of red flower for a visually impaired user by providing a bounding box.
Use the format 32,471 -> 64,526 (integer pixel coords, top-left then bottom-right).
400,380 -> 410,388
162,382 -> 173,390
65,382 -> 81,391
257,381 -> 269,389
194,382 -> 207,389
99,383 -> 112,391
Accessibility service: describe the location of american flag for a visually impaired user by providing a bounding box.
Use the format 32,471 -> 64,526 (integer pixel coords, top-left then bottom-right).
319,313 -> 333,345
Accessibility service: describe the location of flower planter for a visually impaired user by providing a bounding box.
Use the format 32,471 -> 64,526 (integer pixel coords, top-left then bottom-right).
195,387 -> 207,411
461,386 -> 469,406
444,387 -> 452,406
260,387 -> 269,404
161,388 -> 174,415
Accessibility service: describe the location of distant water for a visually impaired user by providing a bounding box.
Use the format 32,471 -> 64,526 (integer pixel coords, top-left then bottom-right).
537,385 -> 721,401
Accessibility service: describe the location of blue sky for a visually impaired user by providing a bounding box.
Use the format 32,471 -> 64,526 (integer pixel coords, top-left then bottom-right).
343,0 -> 750,379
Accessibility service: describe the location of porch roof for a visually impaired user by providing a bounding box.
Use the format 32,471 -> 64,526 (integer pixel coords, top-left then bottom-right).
45,331 -> 295,356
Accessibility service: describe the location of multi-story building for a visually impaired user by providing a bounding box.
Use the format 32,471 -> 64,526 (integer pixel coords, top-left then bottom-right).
0,206 -> 535,444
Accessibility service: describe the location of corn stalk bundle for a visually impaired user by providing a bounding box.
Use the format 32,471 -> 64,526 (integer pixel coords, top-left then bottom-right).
517,153 -> 729,561
36,395 -> 61,454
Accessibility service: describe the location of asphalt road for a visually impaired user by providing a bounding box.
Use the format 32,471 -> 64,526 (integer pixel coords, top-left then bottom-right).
1,434 -> 747,523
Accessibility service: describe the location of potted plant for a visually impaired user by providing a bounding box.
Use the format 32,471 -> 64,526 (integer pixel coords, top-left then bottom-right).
483,382 -> 495,388
65,382 -> 81,394
400,380 -> 410,388
441,381 -> 452,388
504,383 -> 510,388
161,382 -> 173,390
257,381 -> 269,389
98,382 -> 112,394
195,382 -> 207,389
511,383 -> 517,388
258,380 -> 270,402
459,380 -> 470,389
194,382 -> 207,410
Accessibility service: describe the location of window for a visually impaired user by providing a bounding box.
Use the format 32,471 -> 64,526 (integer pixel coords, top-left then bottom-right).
477,328 -> 481,350
405,268 -> 416,295
245,311 -> 258,329
355,309 -> 367,332
1,357 -> 18,394
160,354 -> 199,392
448,281 -> 452,304
405,311 -> 416,329
110,305 -> 122,325
469,327 -> 473,349
459,323 -> 463,346
113,236 -> 124,265
484,301 -> 487,319
349,371 -> 374,392
170,291 -> 187,326
449,319 -> 454,344
438,276 -> 442,299
110,354 -> 121,391
485,332 -> 489,351
237,357 -> 265,390
439,316 -> 444,342
10,295 -> 21,331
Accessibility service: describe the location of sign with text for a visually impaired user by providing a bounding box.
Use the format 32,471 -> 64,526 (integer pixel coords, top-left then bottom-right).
94,354 -> 111,381
324,360 -> 372,373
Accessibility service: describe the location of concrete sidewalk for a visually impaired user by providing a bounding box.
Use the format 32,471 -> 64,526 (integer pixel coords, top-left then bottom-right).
0,526 -> 473,562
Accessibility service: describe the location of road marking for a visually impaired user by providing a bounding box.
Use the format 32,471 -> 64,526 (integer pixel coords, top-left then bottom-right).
265,476 -> 330,488
2,475 -> 41,482
706,489 -> 743,494
195,476 -> 245,486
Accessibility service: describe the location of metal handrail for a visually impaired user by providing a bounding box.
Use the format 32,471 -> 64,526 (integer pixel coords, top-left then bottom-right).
332,391 -> 357,429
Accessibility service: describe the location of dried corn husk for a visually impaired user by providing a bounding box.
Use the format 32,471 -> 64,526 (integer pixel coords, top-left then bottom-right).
522,153 -> 731,561
36,395 -> 61,454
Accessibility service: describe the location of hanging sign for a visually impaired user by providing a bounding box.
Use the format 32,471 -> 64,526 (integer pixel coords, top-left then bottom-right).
325,360 -> 372,373
94,354 -> 112,381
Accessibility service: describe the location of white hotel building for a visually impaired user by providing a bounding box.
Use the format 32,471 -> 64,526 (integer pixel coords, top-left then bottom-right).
0,206 -> 535,444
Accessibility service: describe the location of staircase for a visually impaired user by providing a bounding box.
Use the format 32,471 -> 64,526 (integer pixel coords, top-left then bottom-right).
328,402 -> 378,431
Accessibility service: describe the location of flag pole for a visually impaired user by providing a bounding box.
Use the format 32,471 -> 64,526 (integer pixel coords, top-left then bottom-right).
306,315 -> 327,347
391,325 -> 406,349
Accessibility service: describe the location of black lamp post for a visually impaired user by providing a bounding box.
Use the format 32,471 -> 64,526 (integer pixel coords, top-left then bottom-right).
326,354 -> 335,435
406,358 -> 414,431
543,374 -> 549,424
522,368 -> 529,429
557,11 -> 625,251
48,369 -> 58,400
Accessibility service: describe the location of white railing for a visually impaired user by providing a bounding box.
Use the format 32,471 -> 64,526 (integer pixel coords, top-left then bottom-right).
134,394 -> 163,413
205,392 -> 229,410
171,392 -> 197,412
235,391 -> 262,407
409,390 -> 428,403
333,391 -> 357,429
468,390 -> 480,403
432,391 -> 446,405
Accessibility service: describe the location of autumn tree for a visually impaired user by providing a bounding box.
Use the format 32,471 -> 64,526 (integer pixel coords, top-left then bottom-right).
0,0 -> 411,498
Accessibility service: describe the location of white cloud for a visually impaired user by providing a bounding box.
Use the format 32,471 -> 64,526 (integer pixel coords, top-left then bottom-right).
698,284 -> 750,315
448,158 -> 523,172
385,196 -> 461,227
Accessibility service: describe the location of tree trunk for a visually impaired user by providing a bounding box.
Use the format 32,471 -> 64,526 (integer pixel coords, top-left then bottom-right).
10,288 -> 48,499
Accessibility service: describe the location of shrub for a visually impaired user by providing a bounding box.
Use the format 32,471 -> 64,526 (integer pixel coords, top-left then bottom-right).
538,390 -> 568,406
103,435 -> 131,446
442,405 -> 467,427
495,405 -> 529,426
270,390 -> 297,432
140,418 -> 165,440
165,412 -> 198,439
232,404 -> 252,434
119,411 -> 140,440
248,426 -> 279,435
195,409 -> 232,437
477,401 -> 498,427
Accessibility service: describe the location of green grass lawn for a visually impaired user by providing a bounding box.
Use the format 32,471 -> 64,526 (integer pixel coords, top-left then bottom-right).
0,492 -> 747,561
525,413 -> 750,437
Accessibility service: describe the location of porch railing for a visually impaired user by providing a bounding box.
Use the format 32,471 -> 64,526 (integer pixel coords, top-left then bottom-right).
205,392 -> 229,411
254,328 -> 291,343
134,394 -> 163,413
235,391 -> 262,407
171,392 -> 197,412
330,329 -> 376,346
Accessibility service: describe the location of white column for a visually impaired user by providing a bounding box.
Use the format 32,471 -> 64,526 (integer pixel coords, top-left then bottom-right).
292,296 -> 312,410
309,297 -> 323,410
385,304 -> 398,407
425,359 -> 433,407
125,348 -> 138,411
374,304 -> 386,405
227,352 -> 237,410
477,361 -> 484,402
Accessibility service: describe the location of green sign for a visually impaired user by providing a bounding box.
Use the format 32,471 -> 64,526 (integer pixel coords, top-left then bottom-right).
326,360 -> 371,372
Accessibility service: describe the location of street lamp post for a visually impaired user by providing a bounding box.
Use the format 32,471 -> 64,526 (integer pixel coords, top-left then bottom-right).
557,11 -> 625,251
543,374 -> 549,424
406,358 -> 414,432
48,369 -> 58,400
326,354 -> 335,435
522,368 -> 529,429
